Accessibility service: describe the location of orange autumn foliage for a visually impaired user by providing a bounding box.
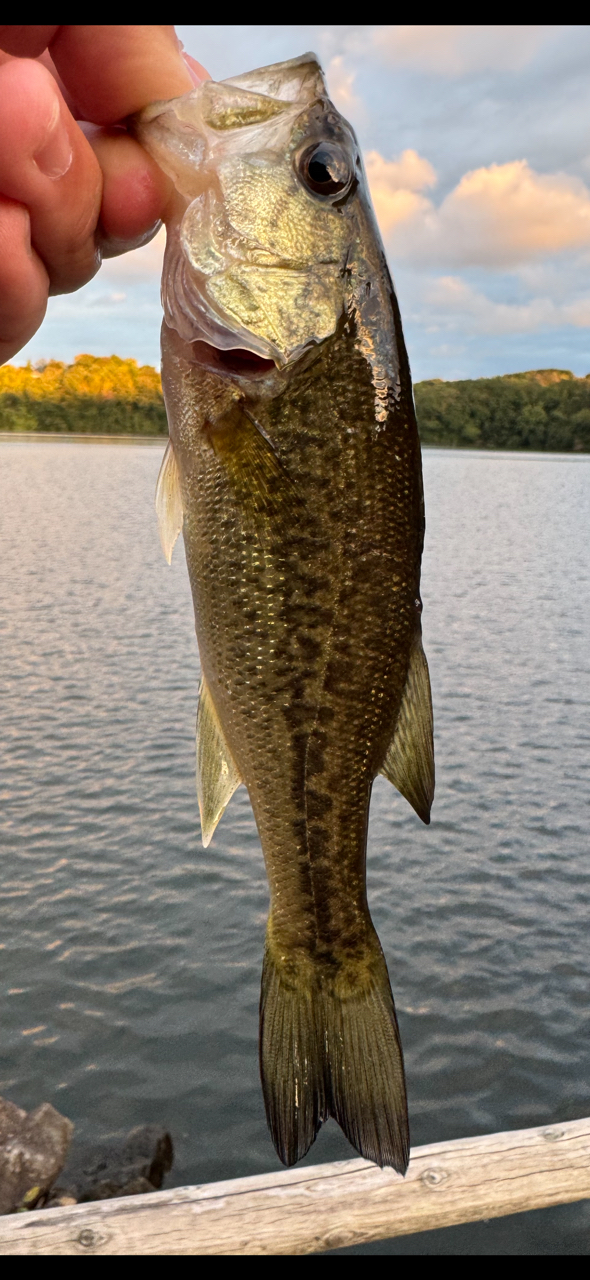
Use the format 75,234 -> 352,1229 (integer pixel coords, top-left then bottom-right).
0,355 -> 166,435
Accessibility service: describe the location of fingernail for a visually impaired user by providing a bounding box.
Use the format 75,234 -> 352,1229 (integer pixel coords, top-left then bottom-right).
182,52 -> 209,87
33,96 -> 73,179
99,220 -> 163,259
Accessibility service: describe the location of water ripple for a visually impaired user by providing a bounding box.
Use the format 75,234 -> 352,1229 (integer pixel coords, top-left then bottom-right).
1,442 -> 589,1253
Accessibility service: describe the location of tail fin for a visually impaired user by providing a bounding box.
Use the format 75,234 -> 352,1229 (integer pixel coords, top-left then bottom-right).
259,942 -> 409,1173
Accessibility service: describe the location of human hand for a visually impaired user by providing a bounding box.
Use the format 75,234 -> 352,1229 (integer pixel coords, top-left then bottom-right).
0,25 -> 209,365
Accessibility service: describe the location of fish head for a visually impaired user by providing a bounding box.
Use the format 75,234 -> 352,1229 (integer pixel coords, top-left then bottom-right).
133,54 -> 373,378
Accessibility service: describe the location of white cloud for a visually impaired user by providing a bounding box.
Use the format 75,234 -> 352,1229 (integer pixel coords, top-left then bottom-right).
417,275 -> 590,335
512,256 -> 590,299
562,297 -> 590,327
364,149 -> 436,236
100,226 -> 166,282
373,25 -> 554,77
437,162 -> 590,265
424,276 -> 555,334
325,55 -> 365,123
367,154 -> 590,268
88,292 -> 127,308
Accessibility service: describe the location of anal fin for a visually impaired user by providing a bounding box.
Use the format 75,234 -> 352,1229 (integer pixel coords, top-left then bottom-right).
380,633 -> 435,824
196,678 -> 242,847
155,439 -> 183,564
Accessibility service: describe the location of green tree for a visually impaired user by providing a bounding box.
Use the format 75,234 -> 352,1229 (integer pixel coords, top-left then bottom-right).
414,369 -> 590,453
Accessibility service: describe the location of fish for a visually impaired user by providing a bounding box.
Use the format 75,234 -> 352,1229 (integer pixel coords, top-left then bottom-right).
133,52 -> 434,1174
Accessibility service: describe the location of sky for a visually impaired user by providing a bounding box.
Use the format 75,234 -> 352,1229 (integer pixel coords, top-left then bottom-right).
16,25 -> 590,382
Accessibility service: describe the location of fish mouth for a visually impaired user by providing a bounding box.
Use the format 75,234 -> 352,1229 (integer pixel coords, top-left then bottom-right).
190,340 -> 276,378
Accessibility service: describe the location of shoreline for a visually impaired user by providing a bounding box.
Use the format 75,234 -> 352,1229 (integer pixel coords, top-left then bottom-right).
1,432 -> 589,459
0,432 -> 167,446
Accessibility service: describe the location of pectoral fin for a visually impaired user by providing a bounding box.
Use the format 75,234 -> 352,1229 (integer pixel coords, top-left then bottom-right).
380,635 -> 435,824
205,403 -> 300,520
196,678 -> 242,847
155,440 -> 183,564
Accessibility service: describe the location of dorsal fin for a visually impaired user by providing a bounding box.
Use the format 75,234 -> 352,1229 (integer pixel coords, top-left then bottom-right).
155,440 -> 183,564
196,678 -> 243,847
380,634 -> 434,824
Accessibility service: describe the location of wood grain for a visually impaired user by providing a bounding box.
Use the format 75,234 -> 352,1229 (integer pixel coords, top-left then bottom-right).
1,1116 -> 589,1255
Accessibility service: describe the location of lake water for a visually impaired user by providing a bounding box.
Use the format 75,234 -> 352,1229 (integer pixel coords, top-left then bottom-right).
1,439 -> 589,1254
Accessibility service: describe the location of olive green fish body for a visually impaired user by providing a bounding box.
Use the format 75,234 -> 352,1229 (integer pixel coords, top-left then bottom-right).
166,313 -> 422,966
137,54 -> 434,1171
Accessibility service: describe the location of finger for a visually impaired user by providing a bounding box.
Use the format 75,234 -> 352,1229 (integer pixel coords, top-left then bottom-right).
0,27 -> 206,124
85,127 -> 172,252
0,196 -> 49,364
0,43 -> 83,121
48,25 -> 195,124
0,26 -> 58,57
0,59 -> 102,295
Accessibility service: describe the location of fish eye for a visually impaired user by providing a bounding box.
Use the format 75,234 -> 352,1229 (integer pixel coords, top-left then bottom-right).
298,142 -> 352,198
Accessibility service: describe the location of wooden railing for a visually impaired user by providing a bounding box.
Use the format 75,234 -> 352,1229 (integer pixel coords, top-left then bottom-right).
1,1116 -> 589,1255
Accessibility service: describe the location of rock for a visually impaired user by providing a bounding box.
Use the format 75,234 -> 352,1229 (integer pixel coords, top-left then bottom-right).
0,1097 -> 73,1215
120,1125 -> 174,1190
47,1124 -> 173,1205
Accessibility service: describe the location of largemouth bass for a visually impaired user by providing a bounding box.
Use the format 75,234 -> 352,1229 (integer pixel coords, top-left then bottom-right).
134,53 -> 434,1173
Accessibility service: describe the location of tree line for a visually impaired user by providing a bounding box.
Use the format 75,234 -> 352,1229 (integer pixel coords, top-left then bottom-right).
0,355 -> 167,435
1,357 -> 590,451
414,368 -> 590,452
